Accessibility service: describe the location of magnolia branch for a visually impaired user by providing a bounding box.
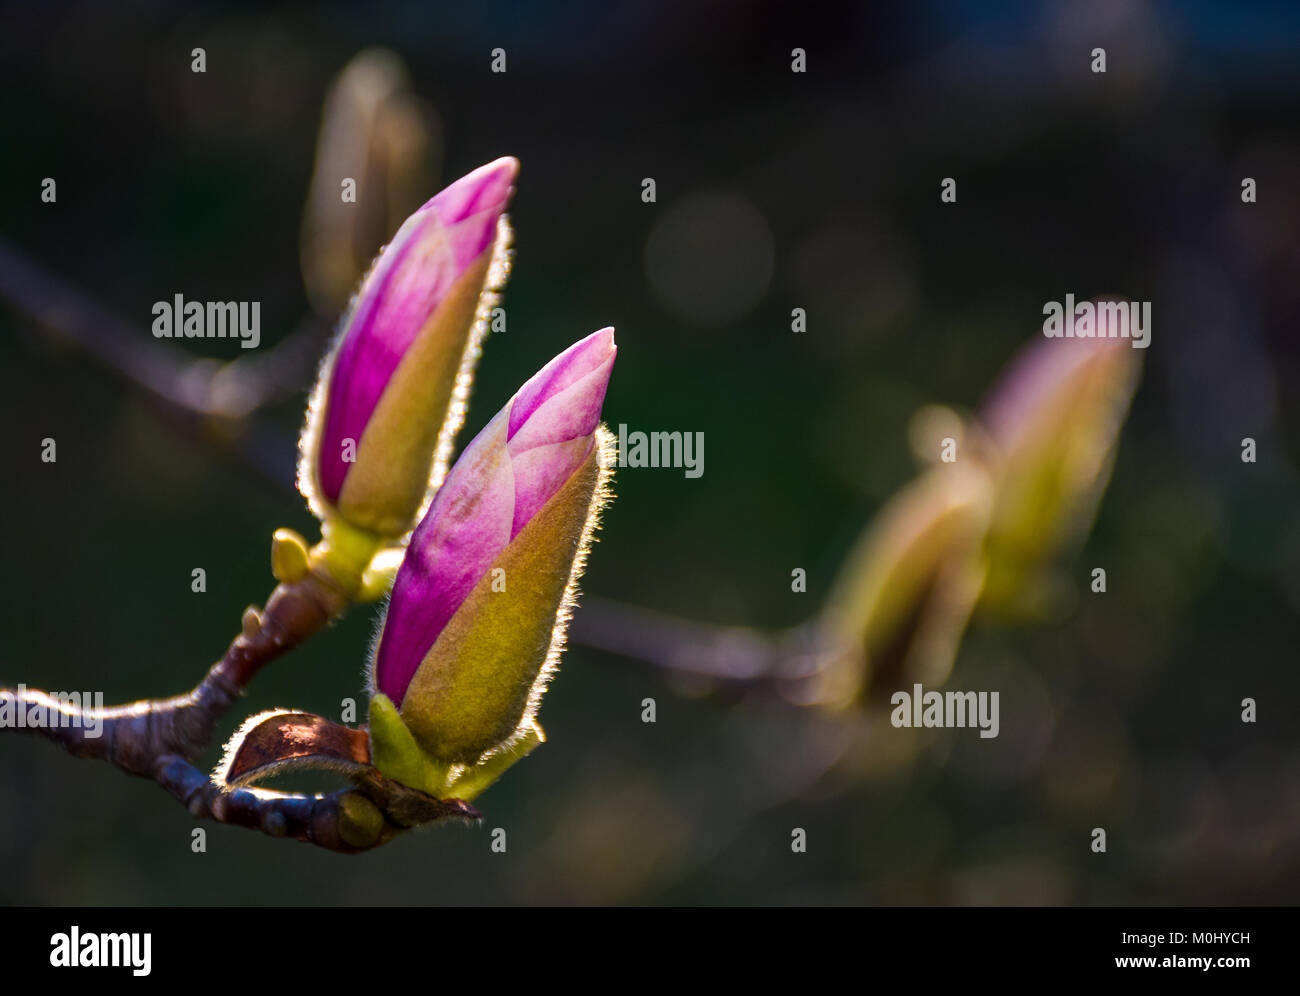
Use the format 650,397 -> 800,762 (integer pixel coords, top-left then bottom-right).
0,229 -> 818,853
0,569 -> 475,853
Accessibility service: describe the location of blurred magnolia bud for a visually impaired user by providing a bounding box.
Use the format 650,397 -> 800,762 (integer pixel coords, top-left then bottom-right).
301,48 -> 443,316
368,329 -> 617,799
907,404 -> 968,466
812,463 -> 993,708
974,302 -> 1142,619
298,157 -> 517,539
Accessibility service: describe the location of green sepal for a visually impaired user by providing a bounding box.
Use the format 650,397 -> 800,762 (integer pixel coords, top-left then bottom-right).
443,723 -> 544,802
367,692 -> 451,797
369,693 -> 542,802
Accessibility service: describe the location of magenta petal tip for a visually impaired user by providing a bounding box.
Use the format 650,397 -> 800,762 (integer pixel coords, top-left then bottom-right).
508,327 -> 616,441
428,156 -> 520,225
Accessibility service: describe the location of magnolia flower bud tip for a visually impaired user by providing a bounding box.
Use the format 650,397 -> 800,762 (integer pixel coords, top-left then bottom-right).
580,326 -> 616,361
981,321 -> 1139,449
507,328 -> 617,443
428,156 -> 520,224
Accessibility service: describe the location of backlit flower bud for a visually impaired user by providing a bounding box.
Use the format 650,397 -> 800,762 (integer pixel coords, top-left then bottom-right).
813,463 -> 993,707
975,305 -> 1142,617
299,157 -> 518,538
368,328 -> 616,797
299,48 -> 441,317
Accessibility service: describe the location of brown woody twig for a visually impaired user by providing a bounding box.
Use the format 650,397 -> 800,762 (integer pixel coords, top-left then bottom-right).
1,567 -> 477,853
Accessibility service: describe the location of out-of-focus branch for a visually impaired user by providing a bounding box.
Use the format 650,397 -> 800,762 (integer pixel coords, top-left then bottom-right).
570,595 -> 830,702
571,595 -> 779,680
0,235 -> 315,493
0,235 -> 325,419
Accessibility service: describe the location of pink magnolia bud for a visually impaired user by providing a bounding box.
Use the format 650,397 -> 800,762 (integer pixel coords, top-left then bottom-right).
299,157 -> 518,537
372,328 -> 617,763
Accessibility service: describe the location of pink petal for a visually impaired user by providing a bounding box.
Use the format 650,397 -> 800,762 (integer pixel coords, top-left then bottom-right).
374,410 -> 515,704
508,327 -> 616,440
507,351 -> 615,456
317,158 -> 518,502
508,436 -> 595,538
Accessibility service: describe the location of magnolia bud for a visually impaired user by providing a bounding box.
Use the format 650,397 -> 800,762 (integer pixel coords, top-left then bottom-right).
298,157 -> 518,538
814,463 -> 993,707
368,329 -> 617,798
975,305 -> 1142,618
